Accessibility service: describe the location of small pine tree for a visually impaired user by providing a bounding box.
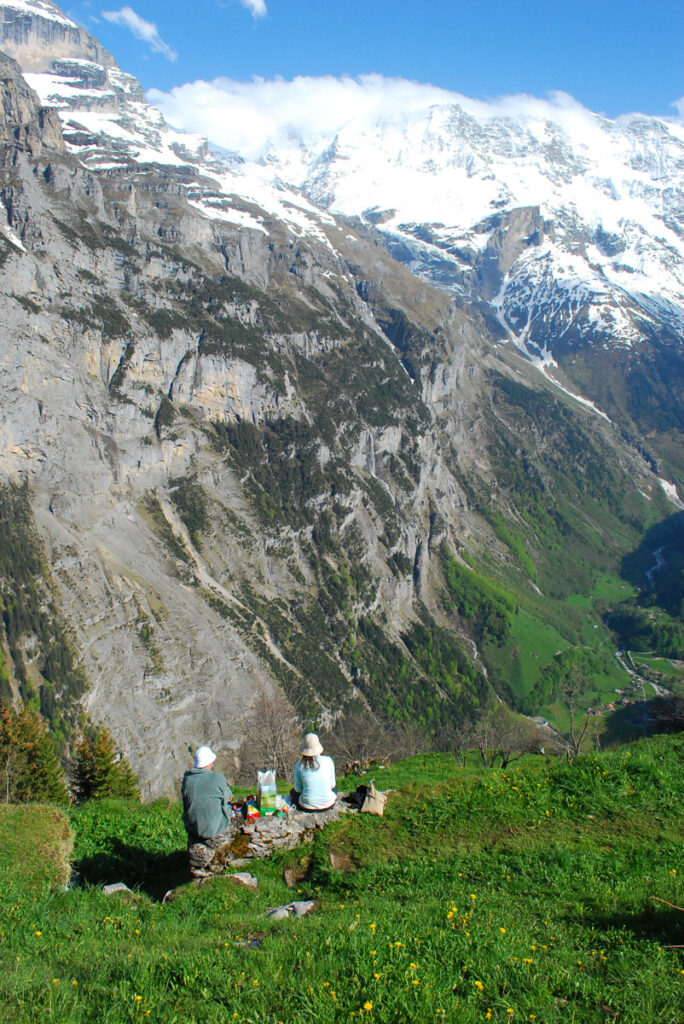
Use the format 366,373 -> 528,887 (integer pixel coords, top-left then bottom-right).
72,725 -> 140,802
0,704 -> 68,804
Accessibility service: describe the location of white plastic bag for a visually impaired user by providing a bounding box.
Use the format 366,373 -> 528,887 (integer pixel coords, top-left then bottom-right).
257,770 -> 277,814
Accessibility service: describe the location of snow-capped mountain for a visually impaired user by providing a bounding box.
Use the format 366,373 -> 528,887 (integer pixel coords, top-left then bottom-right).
7,0 -> 683,368
1,0 -> 682,467
2,0 -> 344,249
248,96 -> 684,360
214,92 -> 681,478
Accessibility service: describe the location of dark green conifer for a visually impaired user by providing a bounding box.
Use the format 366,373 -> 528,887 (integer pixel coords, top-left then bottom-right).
0,705 -> 68,804
72,726 -> 140,801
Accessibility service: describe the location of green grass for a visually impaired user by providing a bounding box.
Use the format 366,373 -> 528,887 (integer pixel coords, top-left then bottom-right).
0,804 -> 73,890
485,607 -> 570,698
481,567 -> 639,735
631,654 -> 684,684
1,736 -> 683,1023
589,574 -> 637,604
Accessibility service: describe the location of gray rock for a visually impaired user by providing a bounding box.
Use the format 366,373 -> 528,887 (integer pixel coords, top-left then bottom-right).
266,900 -> 316,920
102,882 -> 132,895
225,872 -> 258,889
291,900 -> 315,917
266,906 -> 291,921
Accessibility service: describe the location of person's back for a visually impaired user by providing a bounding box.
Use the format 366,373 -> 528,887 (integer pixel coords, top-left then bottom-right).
293,734 -> 336,811
181,746 -> 232,840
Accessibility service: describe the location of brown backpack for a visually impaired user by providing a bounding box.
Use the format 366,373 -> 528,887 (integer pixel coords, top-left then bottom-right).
361,780 -> 387,816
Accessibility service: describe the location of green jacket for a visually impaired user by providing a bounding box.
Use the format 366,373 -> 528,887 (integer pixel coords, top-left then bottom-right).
181,767 -> 233,839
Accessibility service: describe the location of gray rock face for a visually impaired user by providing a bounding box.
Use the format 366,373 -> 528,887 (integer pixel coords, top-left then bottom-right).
0,37 -> 478,795
0,49 -> 63,154
0,1 -> 115,71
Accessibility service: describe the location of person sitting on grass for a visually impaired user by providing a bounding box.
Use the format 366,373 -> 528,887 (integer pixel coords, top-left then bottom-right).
181,746 -> 235,878
292,733 -> 337,811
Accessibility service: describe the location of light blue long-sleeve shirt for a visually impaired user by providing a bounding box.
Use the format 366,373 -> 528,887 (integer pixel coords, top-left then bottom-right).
293,755 -> 336,810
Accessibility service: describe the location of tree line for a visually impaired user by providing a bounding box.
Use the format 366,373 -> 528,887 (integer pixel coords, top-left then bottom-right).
0,705 -> 139,805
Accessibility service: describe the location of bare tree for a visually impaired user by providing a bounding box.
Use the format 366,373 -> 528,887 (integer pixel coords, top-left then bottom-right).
457,702 -> 537,769
323,708 -> 434,775
563,667 -> 591,760
388,719 -> 434,761
236,683 -> 303,786
322,708 -> 394,775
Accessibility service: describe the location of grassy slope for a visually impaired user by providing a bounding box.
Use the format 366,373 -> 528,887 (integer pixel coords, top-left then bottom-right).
477,570 -> 637,729
0,804 -> 73,890
1,737 -> 683,1023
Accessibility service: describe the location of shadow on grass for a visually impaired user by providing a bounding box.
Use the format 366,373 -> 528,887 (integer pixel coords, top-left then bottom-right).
587,904 -> 684,947
76,841 -> 190,901
602,698 -> 684,747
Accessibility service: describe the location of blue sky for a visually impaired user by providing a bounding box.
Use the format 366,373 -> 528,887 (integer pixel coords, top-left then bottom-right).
71,0 -> 683,121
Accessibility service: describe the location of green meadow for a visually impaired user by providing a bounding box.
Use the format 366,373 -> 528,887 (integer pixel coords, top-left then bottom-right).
481,569 -> 639,731
2,735 -> 683,1024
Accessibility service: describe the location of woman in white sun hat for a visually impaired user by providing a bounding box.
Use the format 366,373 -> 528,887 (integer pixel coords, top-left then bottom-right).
292,733 -> 337,811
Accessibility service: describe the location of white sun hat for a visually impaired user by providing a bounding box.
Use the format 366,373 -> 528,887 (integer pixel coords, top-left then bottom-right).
300,733 -> 323,756
194,745 -> 217,768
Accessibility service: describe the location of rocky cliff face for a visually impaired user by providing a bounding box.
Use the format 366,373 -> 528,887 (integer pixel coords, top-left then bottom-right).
0,2 -> 678,795
0,0 -> 114,71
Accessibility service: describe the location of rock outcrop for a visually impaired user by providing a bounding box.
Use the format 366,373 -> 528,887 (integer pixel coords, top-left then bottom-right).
0,1 -> 115,71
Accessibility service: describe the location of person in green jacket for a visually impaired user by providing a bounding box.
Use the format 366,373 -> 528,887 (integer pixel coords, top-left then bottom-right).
181,746 -> 235,878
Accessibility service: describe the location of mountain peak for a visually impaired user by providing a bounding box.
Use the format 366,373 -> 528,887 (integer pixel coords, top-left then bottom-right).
0,0 -> 115,71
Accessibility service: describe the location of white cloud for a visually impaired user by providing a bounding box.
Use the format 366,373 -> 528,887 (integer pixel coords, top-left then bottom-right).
103,6 -> 177,61
673,96 -> 684,121
239,0 -> 267,16
150,74 -> 460,160
148,73 -> 610,163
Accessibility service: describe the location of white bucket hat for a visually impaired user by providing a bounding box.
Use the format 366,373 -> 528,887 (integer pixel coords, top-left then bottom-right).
194,745 -> 217,768
300,733 -> 323,756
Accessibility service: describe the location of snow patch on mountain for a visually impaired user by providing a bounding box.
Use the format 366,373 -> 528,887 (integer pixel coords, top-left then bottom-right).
22,58 -> 341,248
1,0 -> 76,27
